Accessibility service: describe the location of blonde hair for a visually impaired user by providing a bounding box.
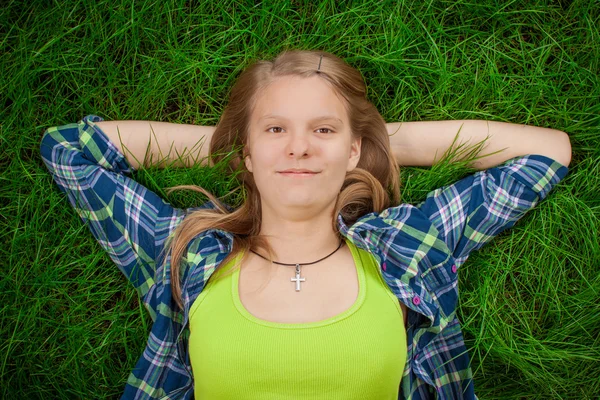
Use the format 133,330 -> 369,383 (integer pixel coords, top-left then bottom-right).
161,50 -> 401,310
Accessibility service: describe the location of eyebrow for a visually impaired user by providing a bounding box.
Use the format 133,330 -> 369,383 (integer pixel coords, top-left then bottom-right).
259,114 -> 343,125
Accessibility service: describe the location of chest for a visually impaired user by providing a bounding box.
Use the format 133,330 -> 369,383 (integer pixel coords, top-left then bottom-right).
237,248 -> 407,326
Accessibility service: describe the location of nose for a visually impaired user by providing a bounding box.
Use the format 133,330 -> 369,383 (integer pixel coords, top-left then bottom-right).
285,131 -> 310,158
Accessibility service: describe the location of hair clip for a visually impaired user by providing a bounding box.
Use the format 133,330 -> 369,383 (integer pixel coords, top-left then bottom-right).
317,55 -> 323,72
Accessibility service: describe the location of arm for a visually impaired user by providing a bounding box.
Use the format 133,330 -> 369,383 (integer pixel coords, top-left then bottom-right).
386,120 -> 572,169
100,118 -> 571,171
39,115 -> 192,321
96,120 -> 216,169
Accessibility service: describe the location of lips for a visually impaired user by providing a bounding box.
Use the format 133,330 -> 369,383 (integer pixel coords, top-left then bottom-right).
278,169 -> 319,174
277,169 -> 320,177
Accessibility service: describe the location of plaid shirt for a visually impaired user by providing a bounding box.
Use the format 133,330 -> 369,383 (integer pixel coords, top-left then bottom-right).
40,115 -> 569,399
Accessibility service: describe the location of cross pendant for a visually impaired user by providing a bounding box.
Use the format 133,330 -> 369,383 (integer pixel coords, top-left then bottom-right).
290,263 -> 306,291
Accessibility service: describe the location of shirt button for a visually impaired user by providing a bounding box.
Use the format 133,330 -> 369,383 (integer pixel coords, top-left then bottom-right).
382,262 -> 387,272
451,264 -> 457,273
412,296 -> 421,306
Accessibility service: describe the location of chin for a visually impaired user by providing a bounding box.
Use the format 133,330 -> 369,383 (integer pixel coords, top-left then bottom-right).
281,194 -> 337,210
280,198 -> 317,208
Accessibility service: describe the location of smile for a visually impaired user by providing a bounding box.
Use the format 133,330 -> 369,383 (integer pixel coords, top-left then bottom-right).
277,172 -> 320,177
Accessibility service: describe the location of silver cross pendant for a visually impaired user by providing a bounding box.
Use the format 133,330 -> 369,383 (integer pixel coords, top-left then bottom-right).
290,263 -> 306,291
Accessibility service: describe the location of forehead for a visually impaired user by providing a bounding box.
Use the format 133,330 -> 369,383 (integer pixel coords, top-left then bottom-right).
251,76 -> 348,123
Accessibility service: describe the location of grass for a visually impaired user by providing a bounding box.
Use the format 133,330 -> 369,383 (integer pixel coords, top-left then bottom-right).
1,0 -> 599,398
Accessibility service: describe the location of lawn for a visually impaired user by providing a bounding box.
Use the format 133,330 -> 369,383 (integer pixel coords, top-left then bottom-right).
1,0 -> 599,398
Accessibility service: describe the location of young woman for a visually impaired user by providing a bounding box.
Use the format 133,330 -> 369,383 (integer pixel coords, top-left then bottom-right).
40,50 -> 571,399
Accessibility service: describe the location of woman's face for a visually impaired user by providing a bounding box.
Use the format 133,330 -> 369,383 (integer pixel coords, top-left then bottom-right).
245,75 -> 361,217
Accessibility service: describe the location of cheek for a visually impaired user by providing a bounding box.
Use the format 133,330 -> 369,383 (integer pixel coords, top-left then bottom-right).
252,151 -> 279,171
330,148 -> 353,171
247,148 -> 279,186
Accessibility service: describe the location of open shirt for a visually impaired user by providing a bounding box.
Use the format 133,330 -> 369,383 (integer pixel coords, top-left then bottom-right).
40,115 -> 569,399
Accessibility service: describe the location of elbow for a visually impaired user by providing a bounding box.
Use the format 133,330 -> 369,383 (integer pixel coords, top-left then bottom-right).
40,126 -> 69,173
537,129 -> 572,168
555,131 -> 572,168
40,128 -> 55,167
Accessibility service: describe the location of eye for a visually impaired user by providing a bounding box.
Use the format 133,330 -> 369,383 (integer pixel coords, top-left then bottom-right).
316,127 -> 334,134
267,126 -> 284,133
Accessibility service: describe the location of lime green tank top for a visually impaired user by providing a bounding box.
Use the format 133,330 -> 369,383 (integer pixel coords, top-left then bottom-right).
188,239 -> 407,399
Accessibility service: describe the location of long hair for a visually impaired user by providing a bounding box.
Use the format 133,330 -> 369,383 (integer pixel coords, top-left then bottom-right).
162,50 -> 401,310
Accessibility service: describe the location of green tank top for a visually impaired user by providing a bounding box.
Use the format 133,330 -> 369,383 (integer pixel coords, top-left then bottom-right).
188,239 -> 407,399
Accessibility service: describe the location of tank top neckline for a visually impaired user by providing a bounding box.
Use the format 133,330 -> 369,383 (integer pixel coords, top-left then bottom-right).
232,238 -> 367,329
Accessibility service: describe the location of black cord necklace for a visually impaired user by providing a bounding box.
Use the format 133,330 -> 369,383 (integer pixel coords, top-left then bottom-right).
250,240 -> 345,292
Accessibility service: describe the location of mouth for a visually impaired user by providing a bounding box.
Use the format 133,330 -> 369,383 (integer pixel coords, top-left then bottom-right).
277,170 -> 320,177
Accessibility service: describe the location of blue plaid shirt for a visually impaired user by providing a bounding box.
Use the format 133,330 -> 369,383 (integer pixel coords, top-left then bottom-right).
40,115 -> 569,399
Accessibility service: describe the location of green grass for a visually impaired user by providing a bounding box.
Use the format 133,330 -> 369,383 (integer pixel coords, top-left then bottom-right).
1,0 -> 599,398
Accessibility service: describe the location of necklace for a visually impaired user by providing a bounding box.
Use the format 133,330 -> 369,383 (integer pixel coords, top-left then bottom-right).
250,240 -> 345,292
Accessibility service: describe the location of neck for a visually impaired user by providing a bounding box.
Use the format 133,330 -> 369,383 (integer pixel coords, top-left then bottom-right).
258,204 -> 341,264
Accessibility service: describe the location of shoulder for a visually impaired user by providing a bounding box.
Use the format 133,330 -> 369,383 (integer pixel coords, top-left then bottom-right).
350,203 -> 438,238
345,203 -> 448,266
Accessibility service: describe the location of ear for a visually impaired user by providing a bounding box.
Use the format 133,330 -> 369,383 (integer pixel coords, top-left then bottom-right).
244,146 -> 253,173
347,136 -> 362,171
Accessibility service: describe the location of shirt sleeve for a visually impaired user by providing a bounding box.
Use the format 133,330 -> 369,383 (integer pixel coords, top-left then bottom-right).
414,154 -> 569,260
39,114 -> 188,315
